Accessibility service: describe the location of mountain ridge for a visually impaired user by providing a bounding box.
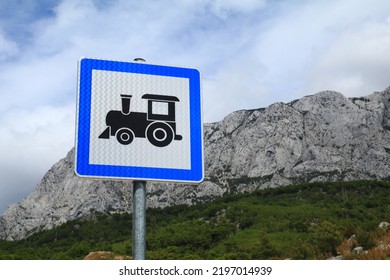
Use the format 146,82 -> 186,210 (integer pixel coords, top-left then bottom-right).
1,87 -> 390,240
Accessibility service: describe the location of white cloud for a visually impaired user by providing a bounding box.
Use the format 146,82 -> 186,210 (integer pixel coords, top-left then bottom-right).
247,0 -> 390,100
210,0 -> 267,19
0,104 -> 74,171
304,16 -> 390,96
0,31 -> 19,61
204,56 -> 269,121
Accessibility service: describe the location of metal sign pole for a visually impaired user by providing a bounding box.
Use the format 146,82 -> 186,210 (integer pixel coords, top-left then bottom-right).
132,58 -> 147,260
132,180 -> 146,260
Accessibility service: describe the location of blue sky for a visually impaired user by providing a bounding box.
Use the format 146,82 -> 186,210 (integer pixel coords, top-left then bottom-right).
0,0 -> 390,213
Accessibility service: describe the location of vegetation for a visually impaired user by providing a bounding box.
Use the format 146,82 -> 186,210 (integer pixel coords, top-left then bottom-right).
0,180 -> 390,260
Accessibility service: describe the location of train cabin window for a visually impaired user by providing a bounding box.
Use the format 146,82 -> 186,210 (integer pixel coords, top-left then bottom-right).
147,100 -> 176,121
151,101 -> 169,115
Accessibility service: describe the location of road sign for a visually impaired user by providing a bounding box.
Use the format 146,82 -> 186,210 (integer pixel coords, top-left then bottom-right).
75,58 -> 203,183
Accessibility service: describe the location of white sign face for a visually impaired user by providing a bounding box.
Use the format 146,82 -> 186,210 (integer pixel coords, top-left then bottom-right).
75,58 -> 203,183
89,70 -> 191,169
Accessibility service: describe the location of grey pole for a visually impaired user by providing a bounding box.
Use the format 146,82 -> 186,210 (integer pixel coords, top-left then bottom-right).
132,180 -> 146,260
132,57 -> 147,260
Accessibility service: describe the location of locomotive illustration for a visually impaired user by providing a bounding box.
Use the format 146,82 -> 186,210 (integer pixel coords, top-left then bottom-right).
98,94 -> 182,147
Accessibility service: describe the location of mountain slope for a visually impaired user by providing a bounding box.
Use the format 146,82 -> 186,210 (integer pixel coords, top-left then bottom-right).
1,180 -> 390,260
1,87 -> 390,240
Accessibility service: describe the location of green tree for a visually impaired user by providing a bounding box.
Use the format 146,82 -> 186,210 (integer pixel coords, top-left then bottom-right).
250,232 -> 279,259
311,221 -> 343,255
65,241 -> 91,259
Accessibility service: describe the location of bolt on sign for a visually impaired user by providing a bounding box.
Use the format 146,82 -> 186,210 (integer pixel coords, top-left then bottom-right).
75,58 -> 203,183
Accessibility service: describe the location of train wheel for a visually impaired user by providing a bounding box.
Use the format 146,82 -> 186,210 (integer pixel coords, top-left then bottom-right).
146,122 -> 174,147
116,128 -> 134,145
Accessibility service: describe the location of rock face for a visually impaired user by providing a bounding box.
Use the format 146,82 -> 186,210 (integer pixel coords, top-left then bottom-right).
1,87 -> 390,240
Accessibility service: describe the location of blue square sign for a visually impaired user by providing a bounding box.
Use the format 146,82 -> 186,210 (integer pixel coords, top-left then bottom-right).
75,58 -> 203,183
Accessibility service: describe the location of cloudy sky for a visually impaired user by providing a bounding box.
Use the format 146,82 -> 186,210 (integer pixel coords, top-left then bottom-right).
0,0 -> 390,213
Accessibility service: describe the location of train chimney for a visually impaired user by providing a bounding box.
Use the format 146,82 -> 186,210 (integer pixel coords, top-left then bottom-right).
120,94 -> 132,115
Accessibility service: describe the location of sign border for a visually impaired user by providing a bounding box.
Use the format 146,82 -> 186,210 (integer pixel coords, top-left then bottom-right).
75,58 -> 203,183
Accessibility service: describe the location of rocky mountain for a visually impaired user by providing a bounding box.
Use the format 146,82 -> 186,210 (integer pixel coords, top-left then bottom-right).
1,87 -> 390,240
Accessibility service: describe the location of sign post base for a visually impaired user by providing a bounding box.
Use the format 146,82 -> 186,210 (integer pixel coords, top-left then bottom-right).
132,180 -> 146,260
